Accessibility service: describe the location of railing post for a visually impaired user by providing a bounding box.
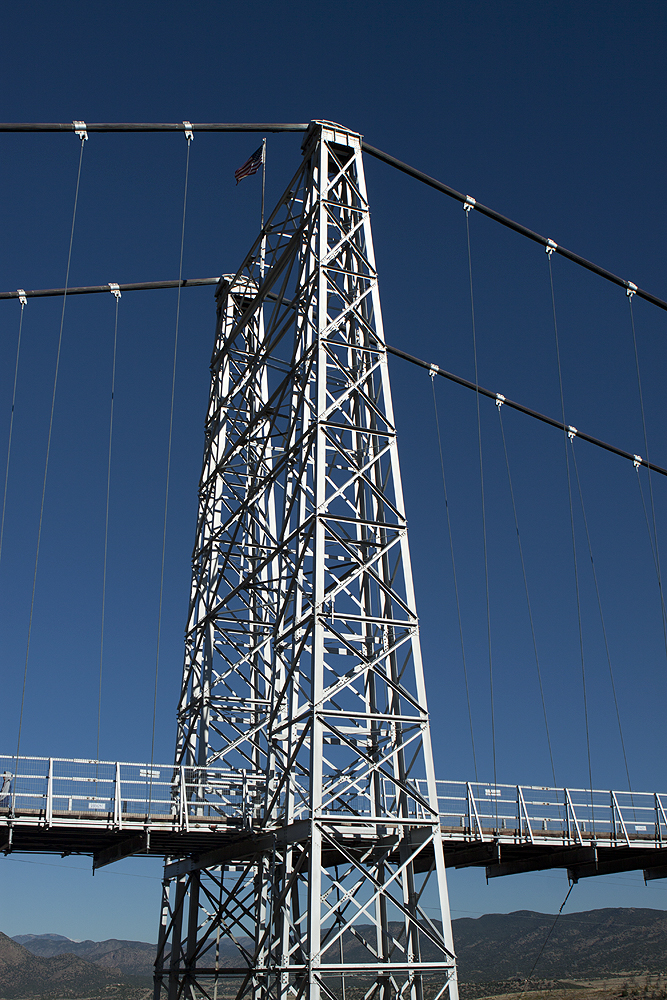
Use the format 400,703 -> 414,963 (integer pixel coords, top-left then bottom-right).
46,758 -> 53,828
114,762 -> 122,830
517,786 -> 534,844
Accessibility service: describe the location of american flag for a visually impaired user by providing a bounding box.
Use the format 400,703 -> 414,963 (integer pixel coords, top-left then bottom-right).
234,145 -> 264,184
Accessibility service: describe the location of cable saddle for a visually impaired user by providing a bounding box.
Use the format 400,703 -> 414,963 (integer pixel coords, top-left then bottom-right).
73,120 -> 88,141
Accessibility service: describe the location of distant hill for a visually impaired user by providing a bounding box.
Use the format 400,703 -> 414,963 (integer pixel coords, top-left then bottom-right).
13,933 -> 155,976
453,907 -> 667,982
10,907 -> 667,991
0,931 -> 124,998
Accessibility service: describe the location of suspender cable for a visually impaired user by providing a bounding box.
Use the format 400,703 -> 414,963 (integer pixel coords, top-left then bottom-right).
524,882 -> 574,986
496,403 -> 557,790
628,294 -> 667,660
13,137 -> 86,796
0,298 -> 26,569
150,133 -> 192,778
430,374 -> 478,781
97,289 -> 120,762
548,251 -> 595,833
465,206 -> 497,805
569,440 -> 633,799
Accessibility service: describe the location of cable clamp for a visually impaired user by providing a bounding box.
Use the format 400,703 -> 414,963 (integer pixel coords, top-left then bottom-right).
567,425 -> 578,440
495,393 -> 506,408
634,454 -> 643,468
546,239 -> 558,256
17,289 -> 27,306
626,281 -> 637,298
429,363 -> 440,379
73,120 -> 88,141
183,121 -> 194,142
108,282 -> 121,299
463,195 -> 476,213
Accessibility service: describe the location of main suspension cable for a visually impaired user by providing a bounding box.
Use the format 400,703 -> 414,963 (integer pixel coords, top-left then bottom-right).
0,297 -> 26,569
97,289 -> 120,762
496,402 -> 557,789
465,205 -> 497,805
430,374 -> 478,780
14,136 -> 86,788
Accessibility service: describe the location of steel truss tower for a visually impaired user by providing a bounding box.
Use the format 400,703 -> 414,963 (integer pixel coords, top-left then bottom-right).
154,121 -> 458,1000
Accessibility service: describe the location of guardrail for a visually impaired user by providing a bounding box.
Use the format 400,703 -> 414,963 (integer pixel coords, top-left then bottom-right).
0,756 -> 266,831
2,756 -> 666,849
424,779 -> 667,848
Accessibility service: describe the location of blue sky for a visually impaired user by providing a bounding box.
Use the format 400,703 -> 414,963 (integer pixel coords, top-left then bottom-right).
1,0 -> 667,943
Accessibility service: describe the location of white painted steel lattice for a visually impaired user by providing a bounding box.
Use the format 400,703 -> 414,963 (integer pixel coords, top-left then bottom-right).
155,122 -> 458,1000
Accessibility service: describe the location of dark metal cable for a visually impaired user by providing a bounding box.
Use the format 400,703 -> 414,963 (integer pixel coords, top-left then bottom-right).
569,439 -> 634,801
634,468 -> 667,662
548,252 -> 595,834
0,300 -> 25,568
496,404 -> 557,789
430,375 -> 478,781
97,292 -> 120,762
465,208 -> 497,811
150,137 -> 191,776
13,138 -> 86,802
523,882 -> 574,986
2,122 -> 666,313
628,295 -> 667,659
361,141 -> 667,315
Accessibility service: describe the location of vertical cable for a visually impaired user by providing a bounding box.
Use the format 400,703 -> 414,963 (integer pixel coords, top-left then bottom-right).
628,295 -> 667,656
547,252 -> 595,830
97,292 -> 120,762
569,440 -> 633,798
431,375 -> 478,780
0,300 -> 26,568
14,139 -> 86,794
496,404 -> 557,789
150,137 -> 192,779
465,208 -> 497,805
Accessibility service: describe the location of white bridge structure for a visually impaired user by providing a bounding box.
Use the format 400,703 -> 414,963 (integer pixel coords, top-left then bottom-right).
3,756 -> 667,885
2,118 -> 667,1000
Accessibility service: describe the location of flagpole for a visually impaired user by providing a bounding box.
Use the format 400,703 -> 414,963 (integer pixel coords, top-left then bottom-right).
260,137 -> 267,279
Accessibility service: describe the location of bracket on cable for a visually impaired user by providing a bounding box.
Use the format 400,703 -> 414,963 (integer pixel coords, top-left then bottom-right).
495,393 -> 506,408
626,281 -> 637,298
567,425 -> 578,440
16,288 -> 27,306
73,120 -> 88,141
634,454 -> 643,469
429,363 -> 440,379
463,194 -> 476,213
545,239 -> 558,256
108,282 -> 121,299
183,120 -> 194,142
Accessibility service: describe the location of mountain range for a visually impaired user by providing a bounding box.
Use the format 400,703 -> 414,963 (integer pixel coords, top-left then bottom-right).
4,907 -> 667,997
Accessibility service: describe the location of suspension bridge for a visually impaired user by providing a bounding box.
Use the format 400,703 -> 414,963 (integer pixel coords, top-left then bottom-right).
1,119 -> 666,999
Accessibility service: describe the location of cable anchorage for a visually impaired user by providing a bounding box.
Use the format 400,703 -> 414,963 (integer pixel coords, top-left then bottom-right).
464,194 -> 476,213
627,281 -> 638,298
634,454 -> 643,468
568,425 -> 578,440
183,121 -> 194,142
429,363 -> 440,379
16,289 -> 27,306
108,282 -> 121,299
495,393 -> 506,408
546,239 -> 558,256
73,120 -> 88,141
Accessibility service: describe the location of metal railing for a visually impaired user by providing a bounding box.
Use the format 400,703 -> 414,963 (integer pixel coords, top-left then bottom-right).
2,756 -> 666,850
0,755 -> 266,832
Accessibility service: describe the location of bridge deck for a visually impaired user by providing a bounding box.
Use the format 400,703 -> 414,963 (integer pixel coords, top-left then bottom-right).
2,756 -> 666,880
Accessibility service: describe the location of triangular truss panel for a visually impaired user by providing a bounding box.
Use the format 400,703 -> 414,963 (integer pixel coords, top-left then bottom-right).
156,121 -> 458,1000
